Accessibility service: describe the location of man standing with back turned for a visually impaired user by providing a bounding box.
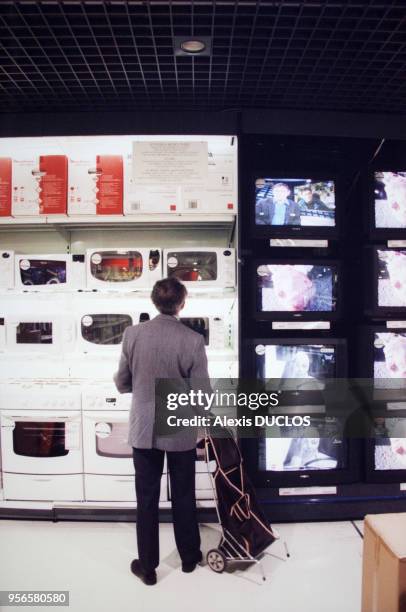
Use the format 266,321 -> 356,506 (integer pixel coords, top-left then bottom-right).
114,277 -> 209,586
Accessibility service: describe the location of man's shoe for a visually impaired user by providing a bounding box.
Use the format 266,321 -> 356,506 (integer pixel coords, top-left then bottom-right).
130,559 -> 157,585
182,551 -> 203,573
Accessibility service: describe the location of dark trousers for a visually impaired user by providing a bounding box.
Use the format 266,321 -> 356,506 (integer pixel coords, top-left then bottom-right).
132,447 -> 201,572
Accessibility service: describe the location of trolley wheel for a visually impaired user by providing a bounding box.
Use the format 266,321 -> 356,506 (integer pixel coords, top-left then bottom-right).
207,549 -> 227,573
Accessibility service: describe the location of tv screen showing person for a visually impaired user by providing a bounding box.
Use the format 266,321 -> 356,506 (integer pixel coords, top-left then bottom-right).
256,264 -> 337,312
374,417 -> 406,470
377,249 -> 406,308
374,171 -> 406,229
255,178 -> 335,227
258,418 -> 345,471
256,344 -> 336,388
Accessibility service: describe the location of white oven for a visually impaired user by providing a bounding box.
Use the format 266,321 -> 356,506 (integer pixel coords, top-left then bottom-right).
86,248 -> 162,291
0,383 -> 83,501
81,384 -> 167,501
0,413 -> 83,501
164,247 -> 235,290
14,253 -> 85,292
72,294 -> 155,354
0,250 -> 14,290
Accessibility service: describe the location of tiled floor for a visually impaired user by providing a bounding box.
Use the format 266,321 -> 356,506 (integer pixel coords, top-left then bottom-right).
0,520 -> 363,612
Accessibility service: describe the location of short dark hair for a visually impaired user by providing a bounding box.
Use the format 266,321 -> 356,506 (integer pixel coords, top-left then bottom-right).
151,277 -> 187,315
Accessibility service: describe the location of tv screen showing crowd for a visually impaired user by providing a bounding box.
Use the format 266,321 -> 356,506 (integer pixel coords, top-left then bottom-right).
255,178 -> 335,227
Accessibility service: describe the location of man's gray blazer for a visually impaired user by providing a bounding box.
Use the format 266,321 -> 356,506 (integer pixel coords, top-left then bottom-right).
113,313 -> 210,451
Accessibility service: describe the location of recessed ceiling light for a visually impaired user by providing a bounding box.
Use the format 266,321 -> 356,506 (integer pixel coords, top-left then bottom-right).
174,36 -> 211,57
180,39 -> 206,54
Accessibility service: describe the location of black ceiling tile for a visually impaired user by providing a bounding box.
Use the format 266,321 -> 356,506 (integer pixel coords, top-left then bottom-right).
0,0 -> 404,114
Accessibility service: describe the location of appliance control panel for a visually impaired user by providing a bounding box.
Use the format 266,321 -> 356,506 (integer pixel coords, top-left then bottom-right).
82,384 -> 132,411
0,381 -> 81,410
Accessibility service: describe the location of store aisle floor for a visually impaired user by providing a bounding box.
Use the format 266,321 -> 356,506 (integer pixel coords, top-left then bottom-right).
0,519 -> 363,612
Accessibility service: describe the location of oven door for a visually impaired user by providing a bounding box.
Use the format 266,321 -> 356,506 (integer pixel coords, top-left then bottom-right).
166,250 -> 219,288
86,249 -> 161,290
14,255 -> 70,292
82,410 -> 133,475
5,316 -> 73,354
78,312 -> 133,353
0,410 -> 82,474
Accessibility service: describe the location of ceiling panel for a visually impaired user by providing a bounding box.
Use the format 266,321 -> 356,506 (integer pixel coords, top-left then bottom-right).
0,1 -> 405,114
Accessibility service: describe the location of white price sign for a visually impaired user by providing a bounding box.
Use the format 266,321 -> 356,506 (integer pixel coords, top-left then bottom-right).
133,141 -> 208,185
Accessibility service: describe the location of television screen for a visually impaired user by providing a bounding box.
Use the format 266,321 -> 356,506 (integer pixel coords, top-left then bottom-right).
377,249 -> 406,308
374,172 -> 406,229
255,178 -> 335,227
374,417 -> 406,470
256,263 -> 337,313
256,343 -> 336,388
258,416 -> 346,471
374,332 -> 406,382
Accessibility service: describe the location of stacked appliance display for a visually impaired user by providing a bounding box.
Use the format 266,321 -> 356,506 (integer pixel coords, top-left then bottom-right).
0,134 -> 238,512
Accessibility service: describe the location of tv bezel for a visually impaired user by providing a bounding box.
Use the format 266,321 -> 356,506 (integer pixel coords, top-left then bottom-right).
253,258 -> 341,322
251,172 -> 339,240
369,169 -> 406,240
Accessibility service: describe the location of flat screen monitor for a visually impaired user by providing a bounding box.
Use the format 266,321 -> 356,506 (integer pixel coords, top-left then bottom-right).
254,177 -> 337,238
255,261 -> 339,320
